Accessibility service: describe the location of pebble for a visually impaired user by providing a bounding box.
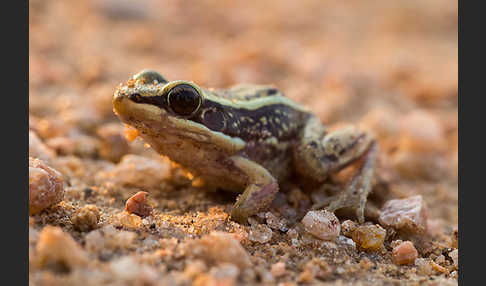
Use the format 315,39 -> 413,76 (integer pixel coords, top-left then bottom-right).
195,232 -> 252,270
415,258 -> 434,275
398,110 -> 444,153
340,220 -> 358,237
379,195 -> 428,234
208,263 -> 240,285
359,257 -> 374,270
301,210 -> 340,241
71,204 -> 100,232
297,258 -> 331,283
29,130 -> 56,162
110,256 -> 140,281
85,225 -> 136,253
249,224 -> 273,244
449,249 -> 458,268
116,211 -> 143,229
101,154 -> 171,189
270,262 -> 286,278
125,191 -> 153,217
264,212 -> 288,232
46,134 -> 100,158
352,224 -> 386,251
36,226 -> 88,269
29,157 -> 65,215
96,123 -> 130,163
391,241 -> 418,265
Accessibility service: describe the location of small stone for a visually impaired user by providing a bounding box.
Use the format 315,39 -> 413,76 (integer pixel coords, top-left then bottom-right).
379,195 -> 428,234
398,110 -> 444,153
359,257 -> 374,270
100,155 -> 171,189
116,211 -> 143,229
352,224 -> 386,251
29,130 -> 56,162
125,191 -> 152,217
337,235 -> 356,249
435,255 -> 446,265
340,219 -> 358,237
85,225 -> 136,253
184,260 -> 207,280
29,157 -> 64,215
390,239 -> 403,248
195,232 -> 251,270
96,123 -> 130,163
36,226 -> 88,270
449,249 -> 458,268
270,262 -> 286,278
71,204 -> 100,232
287,228 -> 300,247
415,258 -> 434,275
430,260 -> 449,274
302,210 -> 340,241
392,241 -> 418,265
46,134 -> 100,158
110,256 -> 140,281
208,263 -> 240,285
297,258 -> 331,283
450,270 -> 458,279
249,224 -> 273,243
265,212 -> 288,232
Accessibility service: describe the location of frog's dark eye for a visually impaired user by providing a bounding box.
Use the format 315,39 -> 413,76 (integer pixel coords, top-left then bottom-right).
167,84 -> 201,116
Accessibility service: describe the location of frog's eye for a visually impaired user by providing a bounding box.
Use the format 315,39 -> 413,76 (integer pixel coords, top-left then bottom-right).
167,84 -> 202,116
134,70 -> 168,84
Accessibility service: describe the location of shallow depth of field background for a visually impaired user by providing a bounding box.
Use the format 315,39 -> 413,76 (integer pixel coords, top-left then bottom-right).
29,0 -> 458,284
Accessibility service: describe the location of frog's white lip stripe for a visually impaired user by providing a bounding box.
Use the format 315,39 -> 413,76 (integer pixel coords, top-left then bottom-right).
167,116 -> 246,152
115,95 -> 246,153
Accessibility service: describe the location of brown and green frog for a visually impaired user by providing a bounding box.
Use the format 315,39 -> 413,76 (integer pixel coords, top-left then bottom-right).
113,70 -> 377,224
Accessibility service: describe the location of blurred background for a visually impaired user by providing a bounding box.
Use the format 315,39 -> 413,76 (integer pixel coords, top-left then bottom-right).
29,0 -> 457,235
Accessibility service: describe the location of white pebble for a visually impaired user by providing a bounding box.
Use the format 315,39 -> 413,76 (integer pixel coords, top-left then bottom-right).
302,210 -> 340,241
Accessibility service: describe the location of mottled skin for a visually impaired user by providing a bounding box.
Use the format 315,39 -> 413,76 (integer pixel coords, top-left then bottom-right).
113,70 -> 377,223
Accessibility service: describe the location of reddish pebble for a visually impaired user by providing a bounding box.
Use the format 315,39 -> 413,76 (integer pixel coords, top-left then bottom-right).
392,241 -> 418,265
379,195 -> 428,234
29,157 -> 65,215
125,191 -> 152,217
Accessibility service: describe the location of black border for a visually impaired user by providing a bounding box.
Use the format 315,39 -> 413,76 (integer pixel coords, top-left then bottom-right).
3,0 -> 29,284
458,0 -> 477,284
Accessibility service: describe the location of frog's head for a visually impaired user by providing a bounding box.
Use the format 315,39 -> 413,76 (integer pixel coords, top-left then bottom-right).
113,70 -> 245,153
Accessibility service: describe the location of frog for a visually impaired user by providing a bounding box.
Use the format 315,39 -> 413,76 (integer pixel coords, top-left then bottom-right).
113,70 -> 378,224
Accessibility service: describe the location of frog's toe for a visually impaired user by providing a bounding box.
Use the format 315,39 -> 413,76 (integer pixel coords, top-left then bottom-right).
323,185 -> 367,223
230,181 -> 278,224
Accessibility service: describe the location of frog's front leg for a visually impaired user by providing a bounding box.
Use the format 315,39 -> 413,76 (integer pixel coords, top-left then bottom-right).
230,156 -> 279,224
293,117 -> 377,223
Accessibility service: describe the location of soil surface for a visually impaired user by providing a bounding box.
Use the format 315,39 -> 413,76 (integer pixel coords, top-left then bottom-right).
29,0 -> 458,285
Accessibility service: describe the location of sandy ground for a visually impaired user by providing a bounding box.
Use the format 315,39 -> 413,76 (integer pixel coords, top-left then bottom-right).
29,0 -> 457,285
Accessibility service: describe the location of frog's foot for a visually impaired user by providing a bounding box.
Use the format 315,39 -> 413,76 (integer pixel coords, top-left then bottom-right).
231,181 -> 279,223
325,142 -> 377,223
230,156 -> 279,224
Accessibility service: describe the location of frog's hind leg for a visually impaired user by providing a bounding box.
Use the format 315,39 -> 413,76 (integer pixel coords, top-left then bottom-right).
230,156 -> 279,224
293,117 -> 377,223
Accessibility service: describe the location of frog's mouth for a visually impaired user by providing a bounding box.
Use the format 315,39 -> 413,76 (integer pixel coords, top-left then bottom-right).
113,91 -> 246,152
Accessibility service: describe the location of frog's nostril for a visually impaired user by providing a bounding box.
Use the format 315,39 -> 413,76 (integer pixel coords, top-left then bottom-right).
113,91 -> 125,102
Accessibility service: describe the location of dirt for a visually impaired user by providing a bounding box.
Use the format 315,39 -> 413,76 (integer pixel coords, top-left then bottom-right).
29,0 -> 458,285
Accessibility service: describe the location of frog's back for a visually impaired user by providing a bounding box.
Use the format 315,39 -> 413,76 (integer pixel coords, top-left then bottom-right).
200,84 -> 311,142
